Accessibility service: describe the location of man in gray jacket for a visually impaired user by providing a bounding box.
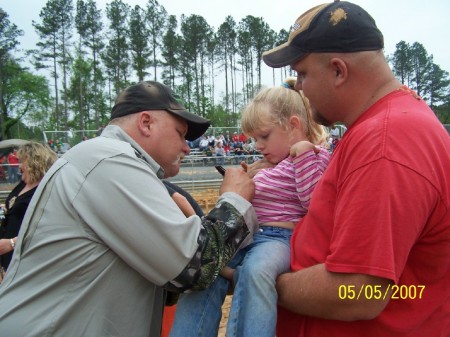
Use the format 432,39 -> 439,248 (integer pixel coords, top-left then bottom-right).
0,81 -> 258,337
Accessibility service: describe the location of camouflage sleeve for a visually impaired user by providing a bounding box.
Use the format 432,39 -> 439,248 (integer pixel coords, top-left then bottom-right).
162,201 -> 251,293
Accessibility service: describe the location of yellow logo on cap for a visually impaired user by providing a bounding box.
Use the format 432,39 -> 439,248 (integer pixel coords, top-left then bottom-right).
329,8 -> 347,26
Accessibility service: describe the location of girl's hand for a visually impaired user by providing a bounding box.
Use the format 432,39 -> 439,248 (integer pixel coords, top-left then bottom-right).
171,192 -> 196,217
0,238 -> 14,255
241,158 -> 274,179
290,141 -> 319,157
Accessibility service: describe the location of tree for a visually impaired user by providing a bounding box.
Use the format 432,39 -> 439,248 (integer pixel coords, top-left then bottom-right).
2,57 -> 51,138
426,59 -> 450,110
0,8 -> 23,140
206,34 -> 217,111
180,14 -> 213,116
161,15 -> 179,88
391,41 -> 413,85
271,29 -> 289,85
217,16 -> 237,112
75,0 -> 104,128
67,53 -> 92,132
103,0 -> 131,95
244,16 -> 275,88
32,0 -> 74,131
390,41 -> 450,123
410,42 -> 431,99
129,5 -> 151,81
236,26 -> 253,102
146,0 -> 167,81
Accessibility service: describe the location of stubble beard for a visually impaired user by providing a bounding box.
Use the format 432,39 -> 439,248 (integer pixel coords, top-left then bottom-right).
312,107 -> 333,128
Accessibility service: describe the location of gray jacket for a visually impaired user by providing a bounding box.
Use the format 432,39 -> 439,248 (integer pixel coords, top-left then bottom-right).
0,125 -> 257,337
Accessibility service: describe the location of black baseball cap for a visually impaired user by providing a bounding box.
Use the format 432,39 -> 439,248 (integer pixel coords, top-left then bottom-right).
263,1 -> 384,68
111,81 -> 211,141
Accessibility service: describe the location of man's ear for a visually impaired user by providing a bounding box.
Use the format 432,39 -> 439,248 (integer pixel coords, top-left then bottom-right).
330,57 -> 347,87
137,111 -> 153,136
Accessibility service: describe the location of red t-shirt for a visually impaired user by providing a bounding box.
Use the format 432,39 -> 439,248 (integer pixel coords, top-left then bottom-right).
7,152 -> 19,166
277,88 -> 450,337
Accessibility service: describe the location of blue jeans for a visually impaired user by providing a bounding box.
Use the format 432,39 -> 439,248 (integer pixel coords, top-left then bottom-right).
7,166 -> 19,184
170,226 -> 292,337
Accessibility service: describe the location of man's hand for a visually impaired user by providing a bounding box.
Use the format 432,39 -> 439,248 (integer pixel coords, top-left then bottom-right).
219,167 -> 255,202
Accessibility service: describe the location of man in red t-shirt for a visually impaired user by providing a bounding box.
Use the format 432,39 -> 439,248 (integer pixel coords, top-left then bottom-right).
262,2 -> 450,337
7,149 -> 19,184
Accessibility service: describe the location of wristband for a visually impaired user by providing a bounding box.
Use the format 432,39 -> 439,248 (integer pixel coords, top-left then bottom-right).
10,238 -> 15,249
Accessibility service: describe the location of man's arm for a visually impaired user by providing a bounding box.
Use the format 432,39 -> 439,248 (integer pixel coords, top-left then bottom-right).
164,168 -> 258,292
276,264 -> 393,321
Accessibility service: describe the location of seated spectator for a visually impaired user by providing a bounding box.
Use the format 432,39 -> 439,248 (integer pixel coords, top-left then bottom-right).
198,135 -> 209,152
214,141 -> 225,165
329,124 -> 340,139
217,132 -> 226,146
188,135 -> 202,149
243,138 -> 256,154
330,135 -> 340,152
47,139 -> 55,151
203,146 -> 214,165
231,132 -> 239,146
224,130 -> 232,146
233,144 -> 248,164
207,134 -> 216,148
223,142 -> 231,157
238,131 -> 247,145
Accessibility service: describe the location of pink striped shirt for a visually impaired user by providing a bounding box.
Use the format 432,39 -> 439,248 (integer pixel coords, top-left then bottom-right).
252,148 -> 330,224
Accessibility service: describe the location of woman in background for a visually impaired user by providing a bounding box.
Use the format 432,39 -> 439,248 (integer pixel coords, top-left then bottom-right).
0,142 -> 57,274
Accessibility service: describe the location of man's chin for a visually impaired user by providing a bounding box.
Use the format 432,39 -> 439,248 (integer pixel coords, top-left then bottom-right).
164,166 -> 180,179
313,113 -> 333,127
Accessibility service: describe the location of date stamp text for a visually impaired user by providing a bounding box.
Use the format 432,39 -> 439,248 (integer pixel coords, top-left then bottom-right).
338,284 -> 425,300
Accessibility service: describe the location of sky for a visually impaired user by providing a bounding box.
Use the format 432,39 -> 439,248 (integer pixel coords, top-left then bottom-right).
2,0 -> 450,94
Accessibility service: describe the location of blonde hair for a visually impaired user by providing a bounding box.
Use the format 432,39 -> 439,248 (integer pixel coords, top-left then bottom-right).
17,142 -> 58,184
241,78 -> 328,145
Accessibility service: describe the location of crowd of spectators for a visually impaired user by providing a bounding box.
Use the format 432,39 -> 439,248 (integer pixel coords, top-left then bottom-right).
187,130 -> 261,165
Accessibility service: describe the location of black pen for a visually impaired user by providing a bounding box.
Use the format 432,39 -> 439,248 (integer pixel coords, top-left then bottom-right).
215,165 -> 226,176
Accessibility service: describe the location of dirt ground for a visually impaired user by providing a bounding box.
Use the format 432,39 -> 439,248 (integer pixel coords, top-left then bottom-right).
218,295 -> 232,337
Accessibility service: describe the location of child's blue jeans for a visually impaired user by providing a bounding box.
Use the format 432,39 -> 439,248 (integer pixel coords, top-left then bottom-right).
169,226 -> 292,337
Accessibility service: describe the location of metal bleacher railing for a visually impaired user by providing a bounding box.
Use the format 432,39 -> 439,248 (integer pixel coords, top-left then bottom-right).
0,154 -> 263,203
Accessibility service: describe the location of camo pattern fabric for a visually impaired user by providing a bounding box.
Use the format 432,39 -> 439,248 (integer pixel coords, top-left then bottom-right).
163,201 -> 249,293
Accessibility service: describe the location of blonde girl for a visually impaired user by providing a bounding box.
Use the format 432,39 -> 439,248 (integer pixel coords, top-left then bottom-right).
171,80 -> 330,337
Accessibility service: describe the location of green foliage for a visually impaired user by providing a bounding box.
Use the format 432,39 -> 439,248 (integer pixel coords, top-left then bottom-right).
389,41 -> 450,119
0,8 -> 24,140
129,5 -> 151,81
0,8 -> 23,60
2,57 -> 51,139
161,15 -> 179,88
146,0 -> 167,81
103,0 -> 131,95
1,1 -> 450,139
75,0 -> 105,129
30,0 -> 74,131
